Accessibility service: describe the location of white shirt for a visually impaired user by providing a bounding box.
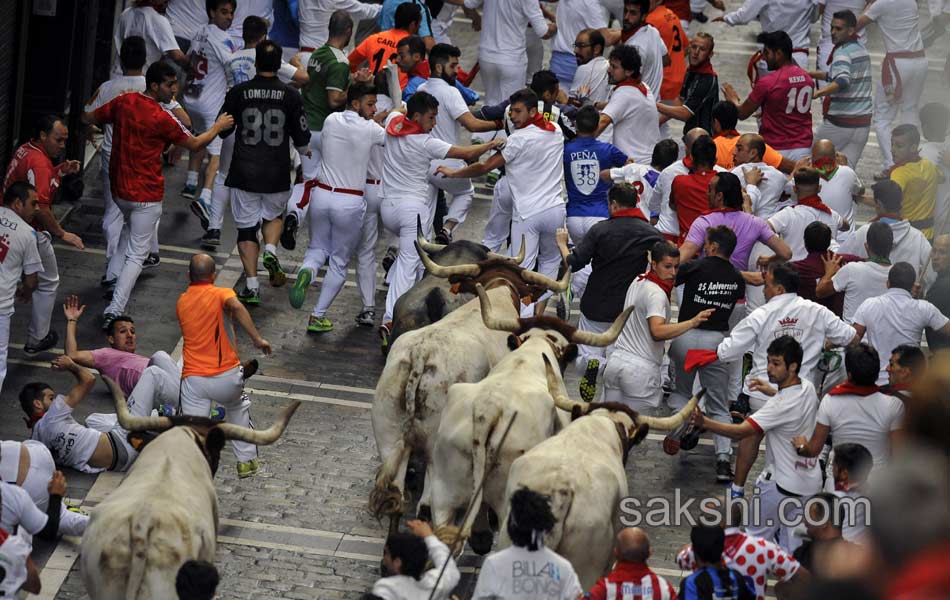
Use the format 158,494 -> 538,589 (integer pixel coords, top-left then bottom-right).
570,56 -> 611,104
369,95 -> 396,180
318,110 -> 386,190
230,0 -> 274,41
732,161 -> 790,220
0,207 -> 43,316
818,165 -> 862,239
113,6 -> 180,75
818,0 -> 869,46
863,0 -> 924,53
185,24 -> 237,113
624,25 -> 667,101
831,261 -> 890,323
718,292 -> 857,402
614,276 -> 670,366
768,204 -> 844,261
852,288 -> 950,383
920,140 -> 950,230
298,0 -> 381,50
0,481 -> 47,536
417,77 -> 469,146
747,380 -> 822,496
817,390 -> 904,466
464,0 -> 550,66
381,113 -> 452,204
472,545 -> 583,600
839,220 -> 935,291
553,0 -> 607,55
0,529 -> 31,597
723,0 -> 816,50
654,160 -> 687,236
166,0 -> 207,41
227,48 -> 299,86
371,535 -> 459,600
502,123 -> 565,220
602,84 -> 660,165
610,163 -> 660,217
31,395 -> 104,474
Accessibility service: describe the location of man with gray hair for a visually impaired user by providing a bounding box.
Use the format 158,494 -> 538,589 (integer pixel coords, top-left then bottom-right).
587,528 -> 676,599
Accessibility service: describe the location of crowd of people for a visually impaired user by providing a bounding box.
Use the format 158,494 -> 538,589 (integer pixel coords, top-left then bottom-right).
0,0 -> 949,597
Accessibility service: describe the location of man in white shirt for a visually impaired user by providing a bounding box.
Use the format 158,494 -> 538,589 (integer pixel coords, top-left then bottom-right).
719,0 -> 815,79
378,91 -> 500,344
0,183 -> 42,394
298,0 -> 381,61
815,0 -> 869,70
551,0 -> 608,91
652,127 -> 709,239
919,103 -> 950,232
731,133 -> 790,219
852,262 -> 950,383
437,88 -> 566,315
691,335 -> 822,553
166,0 -> 207,51
768,167 -> 848,261
418,44 -> 503,242
594,45 -> 661,165
602,0 -> 670,98
114,0 -> 188,74
288,83 -> 387,333
817,221 -> 893,323
372,519 -> 459,599
812,139 -> 864,242
569,29 -> 611,107
603,138 -> 680,220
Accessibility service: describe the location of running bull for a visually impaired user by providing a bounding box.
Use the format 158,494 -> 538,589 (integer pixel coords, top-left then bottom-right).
80,376 -> 300,600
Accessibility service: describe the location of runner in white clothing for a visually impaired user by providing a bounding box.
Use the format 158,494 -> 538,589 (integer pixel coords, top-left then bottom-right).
768,167 -> 848,260
298,0 -> 381,60
594,45 -> 662,165
550,0 -> 607,90
816,221 -> 893,323
602,0 -> 670,99
812,139 -> 864,241
731,133 -> 791,219
718,0 -> 816,80
652,128 -> 711,239
113,1 -> 188,74
568,30 -> 611,107
816,0 -> 869,70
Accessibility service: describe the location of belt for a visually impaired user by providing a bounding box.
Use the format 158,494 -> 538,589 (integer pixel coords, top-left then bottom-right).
882,50 -> 926,100
762,470 -> 804,497
366,178 -> 380,185
315,180 -> 364,197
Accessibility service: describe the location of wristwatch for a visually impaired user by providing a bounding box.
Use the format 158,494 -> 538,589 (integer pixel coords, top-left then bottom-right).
796,444 -> 806,456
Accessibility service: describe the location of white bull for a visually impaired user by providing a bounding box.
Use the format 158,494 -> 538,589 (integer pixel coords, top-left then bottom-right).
427,284 -> 634,553
80,377 -> 300,600
370,241 -> 569,531
498,357 -> 700,588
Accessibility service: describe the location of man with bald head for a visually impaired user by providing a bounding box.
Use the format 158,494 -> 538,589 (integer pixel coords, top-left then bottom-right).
812,139 -> 864,241
653,127 -> 720,241
177,254 -> 273,479
586,527 -> 677,599
731,133 -> 790,219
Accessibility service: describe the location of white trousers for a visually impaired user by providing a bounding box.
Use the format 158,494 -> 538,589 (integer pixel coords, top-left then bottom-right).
126,351 -> 182,416
814,121 -> 870,168
0,313 -> 10,395
428,158 -> 475,226
525,30 -> 544,85
566,215 -> 605,299
30,231 -> 58,344
208,133 -> 236,231
381,198 -> 433,323
747,474 -> 809,554
873,57 -> 929,167
483,175 -> 513,253
290,131 -> 324,222
602,349 -> 663,414
356,183 -> 382,309
180,365 -> 256,462
303,189 -> 366,317
574,313 -> 611,375
511,204 -> 566,286
102,162 -> 159,279
2,440 -> 88,536
105,199 -> 163,316
480,61 -> 527,106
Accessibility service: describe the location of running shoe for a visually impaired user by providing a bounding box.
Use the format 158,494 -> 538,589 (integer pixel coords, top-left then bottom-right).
210,406 -> 226,422
262,251 -> 287,287
289,267 -> 313,308
237,457 -> 261,479
158,403 -> 176,417
355,309 -> 376,327
280,213 -> 298,250
100,275 -> 116,288
716,460 -> 734,483
181,183 -> 198,199
201,229 -> 221,247
102,313 -> 119,332
381,246 -> 397,275
692,10 -> 708,22
142,253 -> 160,269
23,331 -> 59,355
189,198 -> 211,230
578,358 -> 599,402
307,315 -> 333,332
237,286 -> 261,305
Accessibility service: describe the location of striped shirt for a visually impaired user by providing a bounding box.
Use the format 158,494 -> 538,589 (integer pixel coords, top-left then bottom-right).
587,561 -> 677,600
825,40 -> 873,127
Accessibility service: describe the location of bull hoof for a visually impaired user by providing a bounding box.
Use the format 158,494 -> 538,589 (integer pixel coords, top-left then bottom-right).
468,530 -> 494,555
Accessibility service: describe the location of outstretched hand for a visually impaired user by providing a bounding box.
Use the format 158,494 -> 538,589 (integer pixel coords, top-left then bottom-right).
64,294 -> 85,321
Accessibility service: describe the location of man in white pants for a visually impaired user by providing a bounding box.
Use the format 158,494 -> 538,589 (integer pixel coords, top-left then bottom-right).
719,0 -> 815,81
378,91 -> 500,346
437,88 -> 566,315
177,254 -> 272,478
601,0 -> 670,99
858,0 -> 928,170
593,45 -> 661,165
419,43 -> 503,243
289,83 -> 387,332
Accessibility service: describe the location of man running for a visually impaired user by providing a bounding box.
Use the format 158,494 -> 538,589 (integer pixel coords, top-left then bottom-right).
602,0 -> 670,99
594,45 -> 661,165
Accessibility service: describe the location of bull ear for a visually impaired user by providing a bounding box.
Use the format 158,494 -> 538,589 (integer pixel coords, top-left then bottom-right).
615,422 -> 633,466
562,344 -> 578,365
205,427 -> 226,475
631,423 -> 650,446
571,405 -> 584,421
507,335 -> 521,350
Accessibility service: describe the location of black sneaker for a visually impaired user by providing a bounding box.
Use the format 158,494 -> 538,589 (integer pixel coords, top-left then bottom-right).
692,10 -> 708,22
237,287 -> 261,305
730,396 -> 751,424
142,253 -> 160,269
102,313 -> 119,332
100,275 -> 116,288
201,229 -> 221,247
434,227 -> 452,245
242,358 -> 259,379
189,198 -> 211,230
716,460 -> 734,483
382,246 -> 397,275
23,331 -> 59,355
280,213 -> 298,250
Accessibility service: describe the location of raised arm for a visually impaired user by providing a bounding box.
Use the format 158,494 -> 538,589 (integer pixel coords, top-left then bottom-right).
50,356 -> 96,408
63,295 -> 96,368
179,113 -> 235,152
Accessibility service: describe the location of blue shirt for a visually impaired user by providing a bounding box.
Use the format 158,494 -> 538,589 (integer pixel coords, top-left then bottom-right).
679,566 -> 756,600
564,136 -> 627,218
270,0 -> 300,49
378,0 -> 433,37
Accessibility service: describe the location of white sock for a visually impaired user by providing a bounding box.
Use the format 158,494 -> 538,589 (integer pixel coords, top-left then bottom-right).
199,187 -> 212,202
264,243 -> 277,255
186,170 -> 199,186
246,276 -> 259,290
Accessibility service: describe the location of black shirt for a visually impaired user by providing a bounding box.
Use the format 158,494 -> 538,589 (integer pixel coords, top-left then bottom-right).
221,75 -> 311,193
926,273 -> 950,349
566,214 -> 663,322
676,256 -> 745,331
679,70 -> 719,133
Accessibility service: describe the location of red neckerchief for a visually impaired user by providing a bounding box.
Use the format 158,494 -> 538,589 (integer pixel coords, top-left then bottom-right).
828,382 -> 880,396
517,111 -> 556,132
797,194 -> 832,214
687,61 -> 717,76
683,156 -> 694,170
386,114 -> 427,137
714,129 -> 740,139
813,157 -> 839,181
614,78 -> 649,96
638,270 -> 674,296
702,206 -> 740,216
24,411 -> 45,428
888,154 -> 922,177
611,206 -> 648,221
889,382 -> 911,391
620,24 -> 642,44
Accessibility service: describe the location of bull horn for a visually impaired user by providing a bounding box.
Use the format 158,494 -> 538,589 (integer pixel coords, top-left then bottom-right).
217,400 -> 302,445
415,240 -> 481,278
570,305 -> 635,347
543,354 -> 587,414
486,235 -> 527,264
416,214 -> 446,254
638,390 -> 704,431
107,375 -> 173,432
476,283 -> 521,332
520,262 -> 571,292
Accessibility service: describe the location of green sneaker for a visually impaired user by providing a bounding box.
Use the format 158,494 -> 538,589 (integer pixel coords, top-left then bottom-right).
237,457 -> 261,479
579,358 -> 599,402
237,286 -> 261,305
262,251 -> 287,287
289,267 -> 313,309
307,315 -> 333,333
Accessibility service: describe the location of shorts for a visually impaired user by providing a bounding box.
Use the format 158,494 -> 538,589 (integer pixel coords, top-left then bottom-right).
188,107 -> 223,155
231,188 -> 290,228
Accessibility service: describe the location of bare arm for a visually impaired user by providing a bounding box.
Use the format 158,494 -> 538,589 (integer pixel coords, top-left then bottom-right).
594,113 -> 613,137
600,28 -> 622,46
678,240 -> 701,263
764,234 -> 792,261
656,100 -> 692,123
458,111 -> 504,133
178,113 -> 234,152
51,356 -> 96,409
23,557 -> 42,594
327,90 -> 347,110
63,295 -> 97,368
436,151 -> 505,179
165,48 -> 189,68
225,297 -> 272,354
647,310 -> 714,341
791,422 -> 830,458
445,139 -> 502,162
852,322 -> 866,339
691,408 -> 760,440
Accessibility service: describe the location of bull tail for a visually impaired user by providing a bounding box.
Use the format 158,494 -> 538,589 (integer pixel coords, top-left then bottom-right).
461,403 -> 503,541
370,439 -> 412,521
542,488 -> 575,552
424,287 -> 447,324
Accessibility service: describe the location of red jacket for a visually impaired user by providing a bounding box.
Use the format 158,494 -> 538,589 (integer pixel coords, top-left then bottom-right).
588,561 -> 678,600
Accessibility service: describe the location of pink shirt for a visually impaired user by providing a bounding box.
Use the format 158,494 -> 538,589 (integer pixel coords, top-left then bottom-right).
748,64 -> 814,150
684,211 -> 776,270
90,348 -> 149,396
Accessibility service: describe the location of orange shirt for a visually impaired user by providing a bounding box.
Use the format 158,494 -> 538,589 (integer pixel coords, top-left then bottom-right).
714,133 -> 786,171
177,282 -> 241,379
646,6 -> 688,101
349,28 -> 411,89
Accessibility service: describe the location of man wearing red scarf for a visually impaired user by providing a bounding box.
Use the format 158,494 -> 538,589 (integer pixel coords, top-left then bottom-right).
768,167 -> 848,261
656,32 -> 718,134
670,134 -> 720,244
